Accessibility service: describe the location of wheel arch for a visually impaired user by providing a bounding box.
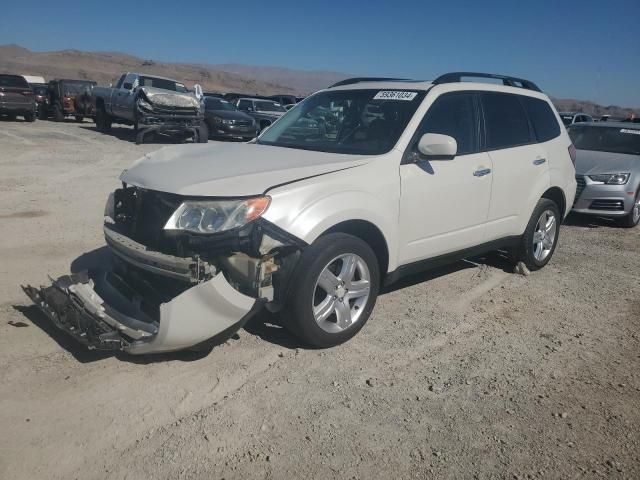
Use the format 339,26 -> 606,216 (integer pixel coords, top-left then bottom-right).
541,186 -> 567,218
320,219 -> 390,282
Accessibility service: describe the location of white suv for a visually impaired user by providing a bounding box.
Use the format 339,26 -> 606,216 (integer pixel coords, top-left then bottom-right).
25,72 -> 577,354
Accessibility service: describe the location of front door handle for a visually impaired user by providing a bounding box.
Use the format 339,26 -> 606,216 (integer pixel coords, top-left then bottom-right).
533,158 -> 546,165
473,168 -> 492,177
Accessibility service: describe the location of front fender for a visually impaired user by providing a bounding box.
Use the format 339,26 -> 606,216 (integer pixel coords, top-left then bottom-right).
263,180 -> 399,272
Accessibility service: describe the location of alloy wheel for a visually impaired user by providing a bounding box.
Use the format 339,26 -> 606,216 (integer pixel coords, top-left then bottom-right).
532,209 -> 557,262
312,253 -> 371,333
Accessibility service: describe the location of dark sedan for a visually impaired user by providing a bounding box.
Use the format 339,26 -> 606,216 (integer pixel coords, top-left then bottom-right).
203,97 -> 259,141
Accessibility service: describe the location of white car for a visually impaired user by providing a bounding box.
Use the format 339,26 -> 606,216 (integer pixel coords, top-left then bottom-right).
25,72 -> 577,354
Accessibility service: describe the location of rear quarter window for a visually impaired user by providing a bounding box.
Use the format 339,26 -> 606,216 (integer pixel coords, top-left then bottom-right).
481,92 -> 532,150
521,96 -> 561,142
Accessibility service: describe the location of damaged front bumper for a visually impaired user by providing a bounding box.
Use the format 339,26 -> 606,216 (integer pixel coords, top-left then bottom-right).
23,269 -> 260,354
23,185 -> 306,354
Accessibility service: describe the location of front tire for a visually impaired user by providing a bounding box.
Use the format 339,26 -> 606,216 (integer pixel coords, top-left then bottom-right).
95,106 -> 112,133
282,233 -> 380,347
620,189 -> 640,228
24,112 -> 35,122
196,121 -> 209,143
513,198 -> 561,271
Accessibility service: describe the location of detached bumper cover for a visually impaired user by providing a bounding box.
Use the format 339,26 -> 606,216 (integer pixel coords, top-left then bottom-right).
23,270 -> 258,354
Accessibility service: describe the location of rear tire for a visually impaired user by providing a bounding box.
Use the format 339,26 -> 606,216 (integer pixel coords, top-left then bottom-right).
24,112 -> 35,122
39,106 -> 48,120
620,189 -> 640,228
75,116 -> 84,122
7,113 -> 17,121
282,233 -> 380,348
53,104 -> 64,122
512,198 -> 561,271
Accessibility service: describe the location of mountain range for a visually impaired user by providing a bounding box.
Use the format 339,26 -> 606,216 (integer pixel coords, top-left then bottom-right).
0,44 -> 637,117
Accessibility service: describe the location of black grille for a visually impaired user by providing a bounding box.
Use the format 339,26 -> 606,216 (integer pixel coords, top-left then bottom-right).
233,120 -> 252,127
574,176 -> 586,204
114,187 -> 182,252
589,200 -> 625,211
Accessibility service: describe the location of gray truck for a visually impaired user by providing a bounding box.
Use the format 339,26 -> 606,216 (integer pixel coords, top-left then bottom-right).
93,72 -> 207,144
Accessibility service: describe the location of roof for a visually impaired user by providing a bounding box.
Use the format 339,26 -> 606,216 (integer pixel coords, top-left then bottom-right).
127,72 -> 181,83
237,97 -> 278,103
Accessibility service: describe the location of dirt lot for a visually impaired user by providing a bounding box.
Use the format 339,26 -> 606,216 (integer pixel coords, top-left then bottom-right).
0,118 -> 638,480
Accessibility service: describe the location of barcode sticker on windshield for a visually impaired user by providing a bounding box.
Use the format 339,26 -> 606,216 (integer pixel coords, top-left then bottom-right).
620,128 -> 640,135
374,91 -> 418,101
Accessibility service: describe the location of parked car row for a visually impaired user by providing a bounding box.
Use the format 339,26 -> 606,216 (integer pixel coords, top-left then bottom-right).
1,71 -> 302,145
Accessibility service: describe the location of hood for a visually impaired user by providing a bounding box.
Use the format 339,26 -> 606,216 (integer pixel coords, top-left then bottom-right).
140,87 -> 200,109
206,109 -> 254,121
120,143 -> 371,196
575,149 -> 640,175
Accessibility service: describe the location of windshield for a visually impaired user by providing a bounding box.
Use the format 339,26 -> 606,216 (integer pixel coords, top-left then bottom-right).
60,81 -> 95,96
255,101 -> 286,112
33,86 -> 48,96
139,76 -> 188,93
258,89 -> 426,155
569,125 -> 640,155
205,98 -> 237,111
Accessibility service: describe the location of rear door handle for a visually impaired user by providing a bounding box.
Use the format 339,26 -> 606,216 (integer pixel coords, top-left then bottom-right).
473,168 -> 491,177
533,158 -> 546,165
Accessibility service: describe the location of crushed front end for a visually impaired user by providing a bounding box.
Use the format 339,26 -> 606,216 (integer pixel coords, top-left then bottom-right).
23,185 -> 305,354
136,89 -> 204,142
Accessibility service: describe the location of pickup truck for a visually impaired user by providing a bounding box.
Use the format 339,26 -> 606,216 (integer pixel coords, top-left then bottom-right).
93,72 -> 207,144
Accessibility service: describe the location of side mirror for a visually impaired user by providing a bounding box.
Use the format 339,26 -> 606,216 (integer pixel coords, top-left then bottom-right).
417,133 -> 457,160
123,82 -> 133,91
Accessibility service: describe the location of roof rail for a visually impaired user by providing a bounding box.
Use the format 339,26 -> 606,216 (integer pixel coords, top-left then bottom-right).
329,77 -> 412,88
432,72 -> 542,92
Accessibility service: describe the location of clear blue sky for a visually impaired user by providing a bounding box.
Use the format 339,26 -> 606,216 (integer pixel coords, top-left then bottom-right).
1,0 -> 638,106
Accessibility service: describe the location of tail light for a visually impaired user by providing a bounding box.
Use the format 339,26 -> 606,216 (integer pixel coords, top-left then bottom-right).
568,144 -> 576,166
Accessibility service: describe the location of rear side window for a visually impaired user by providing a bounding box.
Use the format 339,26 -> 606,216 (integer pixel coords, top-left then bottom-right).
521,96 -> 561,142
481,92 -> 532,150
0,74 -> 29,88
416,93 -> 478,155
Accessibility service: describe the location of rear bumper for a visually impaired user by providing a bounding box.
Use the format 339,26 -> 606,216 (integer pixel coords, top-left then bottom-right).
0,102 -> 35,114
572,177 -> 635,217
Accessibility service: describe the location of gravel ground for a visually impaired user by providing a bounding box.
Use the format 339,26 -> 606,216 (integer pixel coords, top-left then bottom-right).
0,118 -> 638,480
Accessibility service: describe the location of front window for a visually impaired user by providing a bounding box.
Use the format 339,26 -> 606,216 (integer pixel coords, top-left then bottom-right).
569,125 -> 640,155
255,101 -> 286,112
258,89 -> 426,155
139,76 -> 187,93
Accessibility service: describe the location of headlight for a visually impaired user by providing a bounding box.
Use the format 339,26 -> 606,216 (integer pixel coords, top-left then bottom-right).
137,98 -> 153,111
221,118 -> 234,125
588,173 -> 630,185
163,197 -> 271,234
